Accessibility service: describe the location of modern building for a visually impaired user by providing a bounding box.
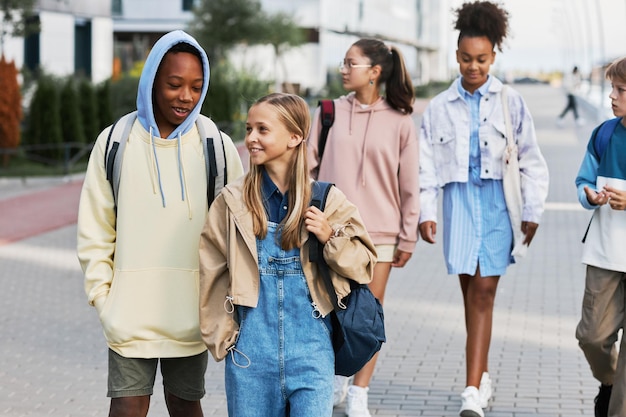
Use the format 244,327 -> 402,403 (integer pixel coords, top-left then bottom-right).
111,0 -> 450,93
3,0 -> 452,90
1,0 -> 113,84
227,0 -> 444,94
111,0 -> 196,75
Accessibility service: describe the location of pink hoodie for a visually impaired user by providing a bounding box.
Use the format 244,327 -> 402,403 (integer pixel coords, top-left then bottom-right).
308,92 -> 420,253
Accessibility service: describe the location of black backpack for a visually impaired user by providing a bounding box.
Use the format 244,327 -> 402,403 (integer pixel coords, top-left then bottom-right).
317,100 -> 335,162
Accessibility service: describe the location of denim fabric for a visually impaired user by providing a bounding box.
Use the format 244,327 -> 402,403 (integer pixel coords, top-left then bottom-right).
225,222 -> 334,417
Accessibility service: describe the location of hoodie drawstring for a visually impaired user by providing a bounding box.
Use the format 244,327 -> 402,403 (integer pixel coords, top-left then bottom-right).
348,98 -> 375,186
148,127 -> 190,215
149,127 -> 166,207
177,132 -> 193,219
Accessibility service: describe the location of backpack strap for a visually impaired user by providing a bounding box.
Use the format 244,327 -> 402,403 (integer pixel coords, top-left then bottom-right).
105,112 -> 226,210
308,181 -> 334,262
308,180 -> 339,310
197,114 -> 227,207
592,117 -> 621,160
318,100 -> 335,162
104,111 -> 138,207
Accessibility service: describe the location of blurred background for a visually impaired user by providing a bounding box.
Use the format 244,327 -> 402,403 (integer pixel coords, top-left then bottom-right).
0,0 -> 623,176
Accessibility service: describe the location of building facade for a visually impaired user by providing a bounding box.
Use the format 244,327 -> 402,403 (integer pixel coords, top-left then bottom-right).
2,0 -> 113,84
3,0 -> 451,90
111,0 -> 449,93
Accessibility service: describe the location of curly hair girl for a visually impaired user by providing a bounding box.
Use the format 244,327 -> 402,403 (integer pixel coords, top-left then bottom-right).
455,1 -> 509,52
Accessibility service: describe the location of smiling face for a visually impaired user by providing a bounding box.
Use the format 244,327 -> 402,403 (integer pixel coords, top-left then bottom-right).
456,35 -> 495,94
153,51 -> 203,138
245,102 -> 302,169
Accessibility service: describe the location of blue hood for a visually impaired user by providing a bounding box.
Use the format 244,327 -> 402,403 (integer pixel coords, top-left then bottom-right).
136,30 -> 210,139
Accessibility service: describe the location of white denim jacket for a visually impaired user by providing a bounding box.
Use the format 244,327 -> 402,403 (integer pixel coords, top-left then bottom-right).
419,76 -> 549,224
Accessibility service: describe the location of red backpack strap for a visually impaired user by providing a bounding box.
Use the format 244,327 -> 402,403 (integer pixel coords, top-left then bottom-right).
318,100 -> 335,161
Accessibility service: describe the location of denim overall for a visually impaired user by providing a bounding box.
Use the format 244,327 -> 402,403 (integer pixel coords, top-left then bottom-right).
225,222 -> 334,416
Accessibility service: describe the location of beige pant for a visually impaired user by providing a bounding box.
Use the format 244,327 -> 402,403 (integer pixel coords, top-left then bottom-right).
575,265 -> 626,417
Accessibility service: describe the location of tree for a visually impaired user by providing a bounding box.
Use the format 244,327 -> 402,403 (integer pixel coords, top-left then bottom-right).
0,0 -> 39,56
0,54 -> 21,166
261,12 -> 304,92
188,0 -> 264,63
188,0 -> 303,126
189,0 -> 304,67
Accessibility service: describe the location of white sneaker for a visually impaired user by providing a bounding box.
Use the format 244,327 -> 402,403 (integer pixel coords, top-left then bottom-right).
460,386 -> 484,417
333,375 -> 350,407
556,117 -> 565,128
346,385 -> 371,417
576,117 -> 586,126
478,372 -> 492,408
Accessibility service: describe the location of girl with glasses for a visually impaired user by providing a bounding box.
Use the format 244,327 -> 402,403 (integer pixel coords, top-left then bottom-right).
308,38 -> 420,417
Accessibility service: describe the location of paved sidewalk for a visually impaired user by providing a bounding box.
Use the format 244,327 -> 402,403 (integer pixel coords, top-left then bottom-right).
0,85 -> 604,416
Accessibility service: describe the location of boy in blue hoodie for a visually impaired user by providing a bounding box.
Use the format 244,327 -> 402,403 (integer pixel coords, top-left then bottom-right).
575,56 -> 626,417
77,30 -> 243,417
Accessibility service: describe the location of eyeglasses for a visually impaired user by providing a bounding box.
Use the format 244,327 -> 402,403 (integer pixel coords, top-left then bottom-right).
339,61 -> 372,72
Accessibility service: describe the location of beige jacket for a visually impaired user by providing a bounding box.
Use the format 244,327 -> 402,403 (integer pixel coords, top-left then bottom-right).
199,179 -> 377,361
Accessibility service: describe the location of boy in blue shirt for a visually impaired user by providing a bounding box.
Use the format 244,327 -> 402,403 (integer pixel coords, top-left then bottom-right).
575,56 -> 626,417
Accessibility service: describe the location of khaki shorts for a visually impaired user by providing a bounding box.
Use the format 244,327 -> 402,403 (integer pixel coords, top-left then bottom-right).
107,349 -> 208,401
375,244 -> 397,263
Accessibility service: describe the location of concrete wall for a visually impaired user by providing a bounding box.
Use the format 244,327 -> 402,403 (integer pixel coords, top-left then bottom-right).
92,17 -> 114,84
1,2 -> 113,83
39,11 -> 74,76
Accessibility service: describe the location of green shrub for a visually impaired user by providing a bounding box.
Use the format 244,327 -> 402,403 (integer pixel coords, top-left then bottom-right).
109,75 -> 139,120
96,79 -> 114,131
59,77 -> 86,146
78,79 -> 99,142
202,59 -> 271,141
415,80 -> 451,98
23,74 -> 63,159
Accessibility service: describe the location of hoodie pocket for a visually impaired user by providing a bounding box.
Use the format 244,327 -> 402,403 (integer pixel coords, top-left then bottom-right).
99,268 -> 201,347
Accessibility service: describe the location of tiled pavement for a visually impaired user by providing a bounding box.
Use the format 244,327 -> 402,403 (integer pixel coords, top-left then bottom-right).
0,85 -> 606,416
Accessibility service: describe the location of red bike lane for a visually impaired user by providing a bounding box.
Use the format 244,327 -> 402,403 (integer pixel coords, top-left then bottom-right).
0,180 -> 84,246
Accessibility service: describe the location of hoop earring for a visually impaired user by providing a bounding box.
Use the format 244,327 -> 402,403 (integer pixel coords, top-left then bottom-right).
369,80 -> 374,86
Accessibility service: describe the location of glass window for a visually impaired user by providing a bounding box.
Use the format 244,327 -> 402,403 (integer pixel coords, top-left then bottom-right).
112,0 -> 122,15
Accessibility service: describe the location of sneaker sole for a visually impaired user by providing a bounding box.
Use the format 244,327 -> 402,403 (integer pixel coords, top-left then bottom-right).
460,411 -> 483,417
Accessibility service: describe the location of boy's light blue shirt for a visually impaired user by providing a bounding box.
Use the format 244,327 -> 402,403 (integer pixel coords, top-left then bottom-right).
576,119 -> 626,271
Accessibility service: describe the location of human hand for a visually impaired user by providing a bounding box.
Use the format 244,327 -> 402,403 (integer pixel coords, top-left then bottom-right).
418,221 -> 437,244
305,206 -> 333,243
521,221 -> 539,246
604,186 -> 626,211
392,249 -> 412,268
584,185 -> 609,206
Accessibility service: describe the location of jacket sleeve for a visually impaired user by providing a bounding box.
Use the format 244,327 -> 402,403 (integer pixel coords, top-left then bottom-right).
397,116 -> 420,252
76,127 -> 117,311
199,193 -> 239,361
220,132 -> 245,183
418,103 -> 440,224
575,130 -> 601,210
322,186 -> 377,285
511,92 -> 550,223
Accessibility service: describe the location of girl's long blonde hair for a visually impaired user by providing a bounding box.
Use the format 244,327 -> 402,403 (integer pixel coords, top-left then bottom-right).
242,93 -> 312,250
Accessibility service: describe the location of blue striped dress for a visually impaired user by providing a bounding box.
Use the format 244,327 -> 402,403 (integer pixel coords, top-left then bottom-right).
442,78 -> 513,277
